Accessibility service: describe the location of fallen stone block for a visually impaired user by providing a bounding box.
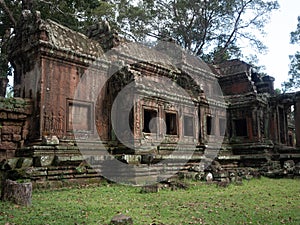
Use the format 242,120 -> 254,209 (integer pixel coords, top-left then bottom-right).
140,184 -> 160,193
110,214 -> 133,225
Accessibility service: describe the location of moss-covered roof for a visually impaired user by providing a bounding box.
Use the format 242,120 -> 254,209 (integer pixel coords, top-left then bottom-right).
41,19 -> 104,58
215,59 -> 251,76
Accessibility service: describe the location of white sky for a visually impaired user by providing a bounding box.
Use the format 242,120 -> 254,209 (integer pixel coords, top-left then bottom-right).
257,0 -> 300,89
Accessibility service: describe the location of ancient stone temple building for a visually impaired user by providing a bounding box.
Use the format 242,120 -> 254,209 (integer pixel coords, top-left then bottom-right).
213,60 -> 300,163
1,10 -> 299,185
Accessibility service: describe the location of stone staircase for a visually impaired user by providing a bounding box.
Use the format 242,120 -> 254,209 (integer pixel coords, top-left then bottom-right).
0,141 -> 194,187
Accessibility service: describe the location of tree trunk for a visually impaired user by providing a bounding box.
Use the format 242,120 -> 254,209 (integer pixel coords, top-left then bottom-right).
0,0 -> 16,26
1,179 -> 32,206
0,77 -> 8,97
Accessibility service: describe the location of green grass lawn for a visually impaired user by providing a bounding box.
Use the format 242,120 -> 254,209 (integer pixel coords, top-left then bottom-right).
0,177 -> 299,225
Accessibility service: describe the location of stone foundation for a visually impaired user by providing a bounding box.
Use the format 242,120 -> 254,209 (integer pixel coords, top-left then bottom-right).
1,141 -> 299,188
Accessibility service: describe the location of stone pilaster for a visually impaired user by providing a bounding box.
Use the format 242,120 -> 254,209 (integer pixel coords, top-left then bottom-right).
295,92 -> 300,147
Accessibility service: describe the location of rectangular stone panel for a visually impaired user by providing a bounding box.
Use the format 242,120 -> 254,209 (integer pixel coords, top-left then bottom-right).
67,100 -> 93,132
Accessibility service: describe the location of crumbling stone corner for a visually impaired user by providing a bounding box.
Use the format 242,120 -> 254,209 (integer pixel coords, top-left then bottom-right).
0,97 -> 32,160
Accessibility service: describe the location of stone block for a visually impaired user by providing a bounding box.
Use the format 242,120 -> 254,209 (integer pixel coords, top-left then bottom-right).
15,157 -> 33,168
47,169 -> 74,176
294,163 -> 300,175
52,156 -> 74,166
22,129 -> 29,139
2,134 -> 12,141
110,214 -> 133,225
1,126 -> 22,135
23,108 -> 32,115
33,155 -> 54,167
7,113 -> 19,120
283,160 -> 295,174
0,142 -> 17,150
140,184 -> 160,193
13,134 -> 22,142
41,155 -> 55,167
0,111 -> 7,119
4,158 -> 19,170
18,140 -> 24,149
21,158 -> 33,168
42,135 -> 59,146
206,172 -> 213,182
70,155 -> 84,161
27,169 -> 47,177
2,121 -> 22,126
16,157 -> 24,168
14,98 -> 27,106
17,114 -> 28,119
6,150 -> 16,159
0,151 -> 6,161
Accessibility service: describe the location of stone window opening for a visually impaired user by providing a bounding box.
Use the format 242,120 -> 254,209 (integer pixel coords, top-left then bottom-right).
129,107 -> 134,132
234,119 -> 248,137
288,133 -> 294,146
165,112 -> 178,135
143,108 -> 157,133
183,115 -> 194,137
206,115 -> 215,135
287,105 -> 295,127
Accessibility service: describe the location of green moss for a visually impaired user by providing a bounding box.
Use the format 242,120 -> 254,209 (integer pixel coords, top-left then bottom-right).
0,97 -> 27,111
15,179 -> 31,183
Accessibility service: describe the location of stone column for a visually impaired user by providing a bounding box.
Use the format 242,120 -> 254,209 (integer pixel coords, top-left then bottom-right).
295,93 -> 300,147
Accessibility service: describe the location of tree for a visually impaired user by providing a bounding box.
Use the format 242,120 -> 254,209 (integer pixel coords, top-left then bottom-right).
0,0 -> 20,96
0,0 -> 279,96
113,0 -> 279,63
33,0 -> 115,31
282,16 -> 300,92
